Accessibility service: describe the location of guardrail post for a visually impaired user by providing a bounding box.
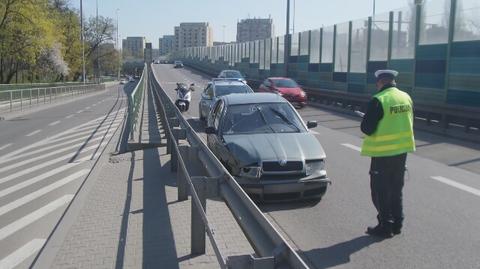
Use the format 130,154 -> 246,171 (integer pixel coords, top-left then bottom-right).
20,90 -> 23,110
49,88 -> 52,103
191,176 -> 207,255
37,89 -> 39,104
177,145 -> 189,201
29,89 -> 32,106
9,91 -> 12,111
171,127 -> 186,172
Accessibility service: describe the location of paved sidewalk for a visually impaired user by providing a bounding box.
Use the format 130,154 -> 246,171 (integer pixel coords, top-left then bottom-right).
35,85 -> 253,269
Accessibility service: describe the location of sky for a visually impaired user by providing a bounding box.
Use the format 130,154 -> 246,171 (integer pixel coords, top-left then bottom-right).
72,0 -> 413,49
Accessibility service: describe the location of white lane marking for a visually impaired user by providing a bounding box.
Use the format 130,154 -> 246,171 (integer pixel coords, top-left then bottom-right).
65,114 -> 74,119
85,106 -> 91,110
341,143 -> 361,152
431,176 -> 480,197
48,120 -> 61,126
309,130 -> 320,135
0,134 -> 111,172
0,115 -> 109,161
47,124 -> 117,145
0,195 -> 73,241
0,143 -> 100,185
0,239 -> 46,269
76,110 -> 83,113
71,117 -> 123,133
0,170 -> 88,216
0,164 -> 78,198
0,143 -> 12,151
25,130 -> 41,137
0,130 -> 112,165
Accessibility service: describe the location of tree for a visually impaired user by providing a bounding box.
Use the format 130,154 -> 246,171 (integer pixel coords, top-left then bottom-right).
84,15 -> 116,79
0,0 -> 119,83
0,0 -> 56,83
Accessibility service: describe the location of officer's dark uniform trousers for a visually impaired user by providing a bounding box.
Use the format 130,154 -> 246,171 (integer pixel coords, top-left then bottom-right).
370,153 -> 407,227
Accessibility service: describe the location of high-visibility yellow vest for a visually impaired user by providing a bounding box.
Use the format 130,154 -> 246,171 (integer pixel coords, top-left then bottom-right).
361,87 -> 415,157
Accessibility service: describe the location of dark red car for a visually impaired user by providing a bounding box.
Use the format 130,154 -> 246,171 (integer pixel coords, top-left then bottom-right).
257,77 -> 307,108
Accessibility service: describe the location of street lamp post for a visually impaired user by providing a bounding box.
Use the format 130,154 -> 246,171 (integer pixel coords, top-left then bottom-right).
96,0 -> 100,83
80,0 -> 86,84
285,0 -> 291,75
116,8 -> 120,81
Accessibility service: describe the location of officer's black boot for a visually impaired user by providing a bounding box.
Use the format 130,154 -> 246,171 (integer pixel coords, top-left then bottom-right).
392,222 -> 402,235
366,222 -> 393,238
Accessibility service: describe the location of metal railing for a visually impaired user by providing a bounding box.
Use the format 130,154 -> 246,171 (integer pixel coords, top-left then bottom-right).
0,84 -> 105,113
128,65 -> 146,139
149,64 -> 309,269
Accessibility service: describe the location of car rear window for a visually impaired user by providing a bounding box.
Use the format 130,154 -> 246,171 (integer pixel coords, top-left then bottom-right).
223,71 -> 243,78
272,79 -> 298,88
215,85 -> 252,97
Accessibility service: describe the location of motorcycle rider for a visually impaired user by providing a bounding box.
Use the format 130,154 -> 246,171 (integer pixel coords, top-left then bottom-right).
175,83 -> 194,111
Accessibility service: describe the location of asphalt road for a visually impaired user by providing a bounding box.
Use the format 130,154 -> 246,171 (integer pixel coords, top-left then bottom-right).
0,82 -> 133,269
151,63 -> 480,269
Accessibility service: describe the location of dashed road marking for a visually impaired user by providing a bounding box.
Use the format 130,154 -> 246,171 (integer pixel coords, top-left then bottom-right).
25,130 -> 41,137
0,134 -> 110,172
0,164 -> 79,198
76,110 -> 83,114
0,239 -> 46,269
0,170 -> 88,216
309,130 -> 320,135
1,130 -> 111,164
65,114 -> 74,119
0,143 -> 12,151
0,195 -> 73,241
48,120 -> 61,126
431,176 -> 480,197
341,143 -> 361,152
0,143 -> 100,185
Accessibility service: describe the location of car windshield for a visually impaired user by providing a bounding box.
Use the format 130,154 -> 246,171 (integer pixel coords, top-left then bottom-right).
223,71 -> 243,78
215,85 -> 252,97
272,79 -> 298,88
222,103 -> 306,134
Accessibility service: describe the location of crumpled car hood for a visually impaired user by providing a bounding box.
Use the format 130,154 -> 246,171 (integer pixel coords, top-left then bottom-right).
223,132 -> 326,166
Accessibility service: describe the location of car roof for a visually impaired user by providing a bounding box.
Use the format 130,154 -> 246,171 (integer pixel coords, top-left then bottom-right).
267,77 -> 292,80
221,93 -> 286,105
212,80 -> 247,86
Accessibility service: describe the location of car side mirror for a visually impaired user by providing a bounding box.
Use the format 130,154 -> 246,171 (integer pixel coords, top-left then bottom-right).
307,121 -> 318,129
205,126 -> 216,134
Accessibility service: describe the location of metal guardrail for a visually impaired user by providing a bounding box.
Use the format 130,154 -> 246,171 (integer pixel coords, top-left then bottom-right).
128,65 -> 146,139
0,82 -> 96,91
149,64 -> 309,269
0,84 -> 106,113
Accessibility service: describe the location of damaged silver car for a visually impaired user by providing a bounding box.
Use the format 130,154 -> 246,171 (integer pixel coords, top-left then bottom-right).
205,93 -> 330,201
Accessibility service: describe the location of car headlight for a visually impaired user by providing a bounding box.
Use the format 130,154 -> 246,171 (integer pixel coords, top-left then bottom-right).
239,166 -> 262,179
300,91 -> 306,97
305,160 -> 325,176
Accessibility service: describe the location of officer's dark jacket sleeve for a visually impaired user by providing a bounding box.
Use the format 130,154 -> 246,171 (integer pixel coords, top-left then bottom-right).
361,98 -> 384,135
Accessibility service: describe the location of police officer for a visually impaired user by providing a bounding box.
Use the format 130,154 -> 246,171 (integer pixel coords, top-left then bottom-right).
360,69 -> 415,238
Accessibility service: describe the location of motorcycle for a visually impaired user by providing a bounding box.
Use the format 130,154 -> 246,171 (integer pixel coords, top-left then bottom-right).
175,83 -> 194,112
